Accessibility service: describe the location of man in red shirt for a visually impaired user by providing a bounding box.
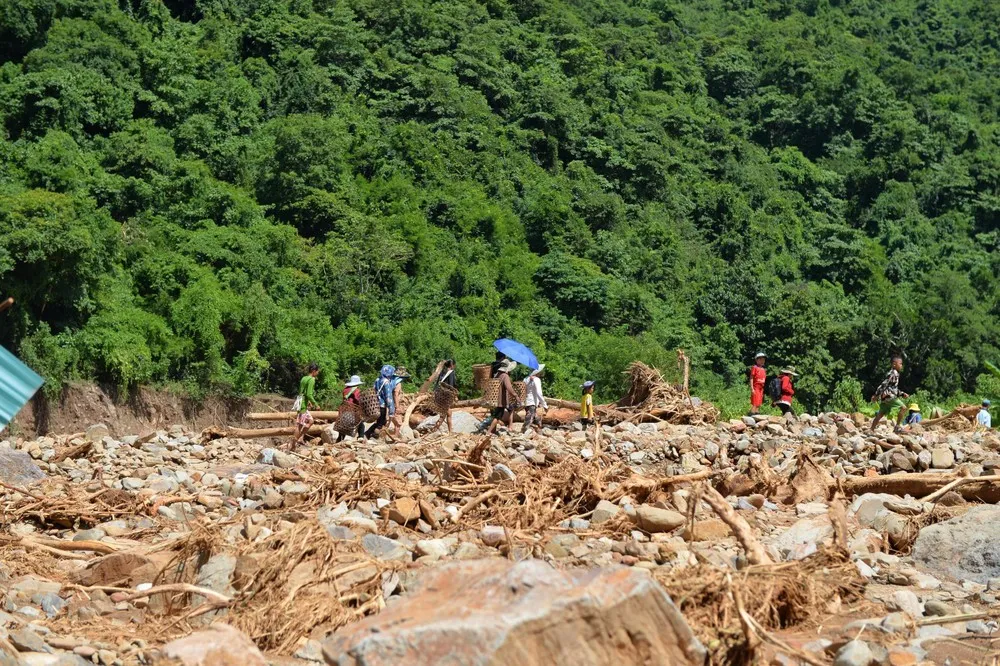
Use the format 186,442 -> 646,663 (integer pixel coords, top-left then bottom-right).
749,352 -> 767,414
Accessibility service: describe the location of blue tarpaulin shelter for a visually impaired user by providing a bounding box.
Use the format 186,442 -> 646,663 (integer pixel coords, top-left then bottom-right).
0,345 -> 42,428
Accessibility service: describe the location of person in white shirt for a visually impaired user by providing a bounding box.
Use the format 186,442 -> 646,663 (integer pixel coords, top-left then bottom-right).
977,399 -> 992,429
521,364 -> 548,434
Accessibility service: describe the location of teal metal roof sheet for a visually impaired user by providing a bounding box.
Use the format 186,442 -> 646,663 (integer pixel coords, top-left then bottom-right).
0,345 -> 43,427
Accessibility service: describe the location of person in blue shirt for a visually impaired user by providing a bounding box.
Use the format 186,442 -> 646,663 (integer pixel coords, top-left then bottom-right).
977,399 -> 992,429
904,403 -> 922,425
366,365 -> 395,439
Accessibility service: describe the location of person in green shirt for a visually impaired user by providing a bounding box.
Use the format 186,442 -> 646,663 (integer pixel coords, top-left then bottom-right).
291,363 -> 320,449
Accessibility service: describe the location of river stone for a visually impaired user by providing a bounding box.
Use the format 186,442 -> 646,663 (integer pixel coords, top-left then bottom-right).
321,560 -> 706,666
912,506 -> 1000,583
0,449 -> 45,487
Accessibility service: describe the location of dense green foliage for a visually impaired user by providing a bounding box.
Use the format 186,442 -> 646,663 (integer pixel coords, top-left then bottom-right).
2,0 -> 1000,411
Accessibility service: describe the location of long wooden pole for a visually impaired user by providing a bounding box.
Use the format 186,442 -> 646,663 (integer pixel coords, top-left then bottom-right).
247,411 -> 338,421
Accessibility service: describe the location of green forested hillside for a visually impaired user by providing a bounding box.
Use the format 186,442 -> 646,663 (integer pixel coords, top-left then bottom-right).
2,0 -> 999,410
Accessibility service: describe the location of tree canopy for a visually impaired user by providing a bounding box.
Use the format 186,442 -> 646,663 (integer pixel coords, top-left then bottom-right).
2,0 -> 999,411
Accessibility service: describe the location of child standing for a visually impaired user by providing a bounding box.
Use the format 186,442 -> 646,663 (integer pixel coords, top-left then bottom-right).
749,352 -> 766,415
580,380 -> 596,425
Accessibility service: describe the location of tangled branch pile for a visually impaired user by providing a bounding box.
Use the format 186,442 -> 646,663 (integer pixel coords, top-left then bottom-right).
655,547 -> 869,664
616,362 -> 719,425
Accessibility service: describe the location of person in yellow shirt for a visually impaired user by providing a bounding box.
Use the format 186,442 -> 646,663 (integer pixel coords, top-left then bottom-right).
580,380 -> 596,425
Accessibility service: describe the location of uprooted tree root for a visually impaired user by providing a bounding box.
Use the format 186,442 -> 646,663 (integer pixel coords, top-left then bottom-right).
655,547 -> 869,665
6,482 -> 144,528
228,520 -> 386,653
616,362 -> 720,425
144,520 -> 384,653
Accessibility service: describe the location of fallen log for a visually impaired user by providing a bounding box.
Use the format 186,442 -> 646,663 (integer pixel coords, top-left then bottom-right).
919,474 -> 1000,503
840,473 -> 1000,503
921,405 -> 980,426
544,398 -> 632,422
246,411 -> 339,421
51,440 -> 93,464
223,425 -> 327,439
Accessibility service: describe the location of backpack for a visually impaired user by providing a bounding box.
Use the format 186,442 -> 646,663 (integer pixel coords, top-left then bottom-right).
767,376 -> 783,403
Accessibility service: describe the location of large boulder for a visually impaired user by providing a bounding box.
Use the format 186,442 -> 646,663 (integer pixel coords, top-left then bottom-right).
912,506 -> 1000,583
322,560 -> 705,666
161,624 -> 266,666
0,448 -> 45,487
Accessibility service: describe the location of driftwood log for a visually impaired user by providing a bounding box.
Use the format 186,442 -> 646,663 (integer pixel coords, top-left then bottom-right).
246,411 -> 339,421
839,472 -> 1000,503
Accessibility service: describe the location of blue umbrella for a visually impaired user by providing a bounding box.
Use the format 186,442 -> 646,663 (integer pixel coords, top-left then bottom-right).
493,339 -> 539,370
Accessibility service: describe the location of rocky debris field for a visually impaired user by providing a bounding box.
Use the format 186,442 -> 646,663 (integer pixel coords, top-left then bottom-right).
1,410 -> 999,666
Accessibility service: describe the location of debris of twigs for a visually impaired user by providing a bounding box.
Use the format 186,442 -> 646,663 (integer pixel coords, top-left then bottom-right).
655,547 -> 867,664
6,483 -> 143,528
616,362 -> 719,425
228,520 -> 385,653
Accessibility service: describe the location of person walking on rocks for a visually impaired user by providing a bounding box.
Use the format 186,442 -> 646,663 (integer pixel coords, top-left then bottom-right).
977,399 -> 991,429
749,352 -> 767,415
869,355 -> 909,434
366,365 -> 396,440
486,359 -> 519,435
522,364 -> 548,434
337,375 -> 366,442
774,367 -> 797,415
290,363 -> 320,449
428,359 -> 458,434
386,366 -> 411,439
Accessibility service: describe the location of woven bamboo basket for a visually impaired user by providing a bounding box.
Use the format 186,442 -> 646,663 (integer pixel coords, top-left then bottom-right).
472,364 -> 492,390
483,379 -> 526,407
359,389 -> 381,419
433,383 -> 458,414
335,403 -> 364,435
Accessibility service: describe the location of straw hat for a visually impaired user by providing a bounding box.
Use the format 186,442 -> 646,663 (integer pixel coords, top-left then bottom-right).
529,363 -> 546,377
394,366 -> 411,379
780,366 -> 799,377
498,359 -> 517,373
345,375 -> 362,387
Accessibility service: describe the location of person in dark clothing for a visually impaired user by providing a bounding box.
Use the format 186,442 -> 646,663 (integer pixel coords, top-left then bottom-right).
427,359 -> 458,434
486,359 -> 519,435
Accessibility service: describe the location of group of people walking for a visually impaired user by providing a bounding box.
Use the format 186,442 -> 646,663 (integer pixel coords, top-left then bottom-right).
291,363 -> 413,448
748,353 -> 993,433
290,352 -> 600,447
